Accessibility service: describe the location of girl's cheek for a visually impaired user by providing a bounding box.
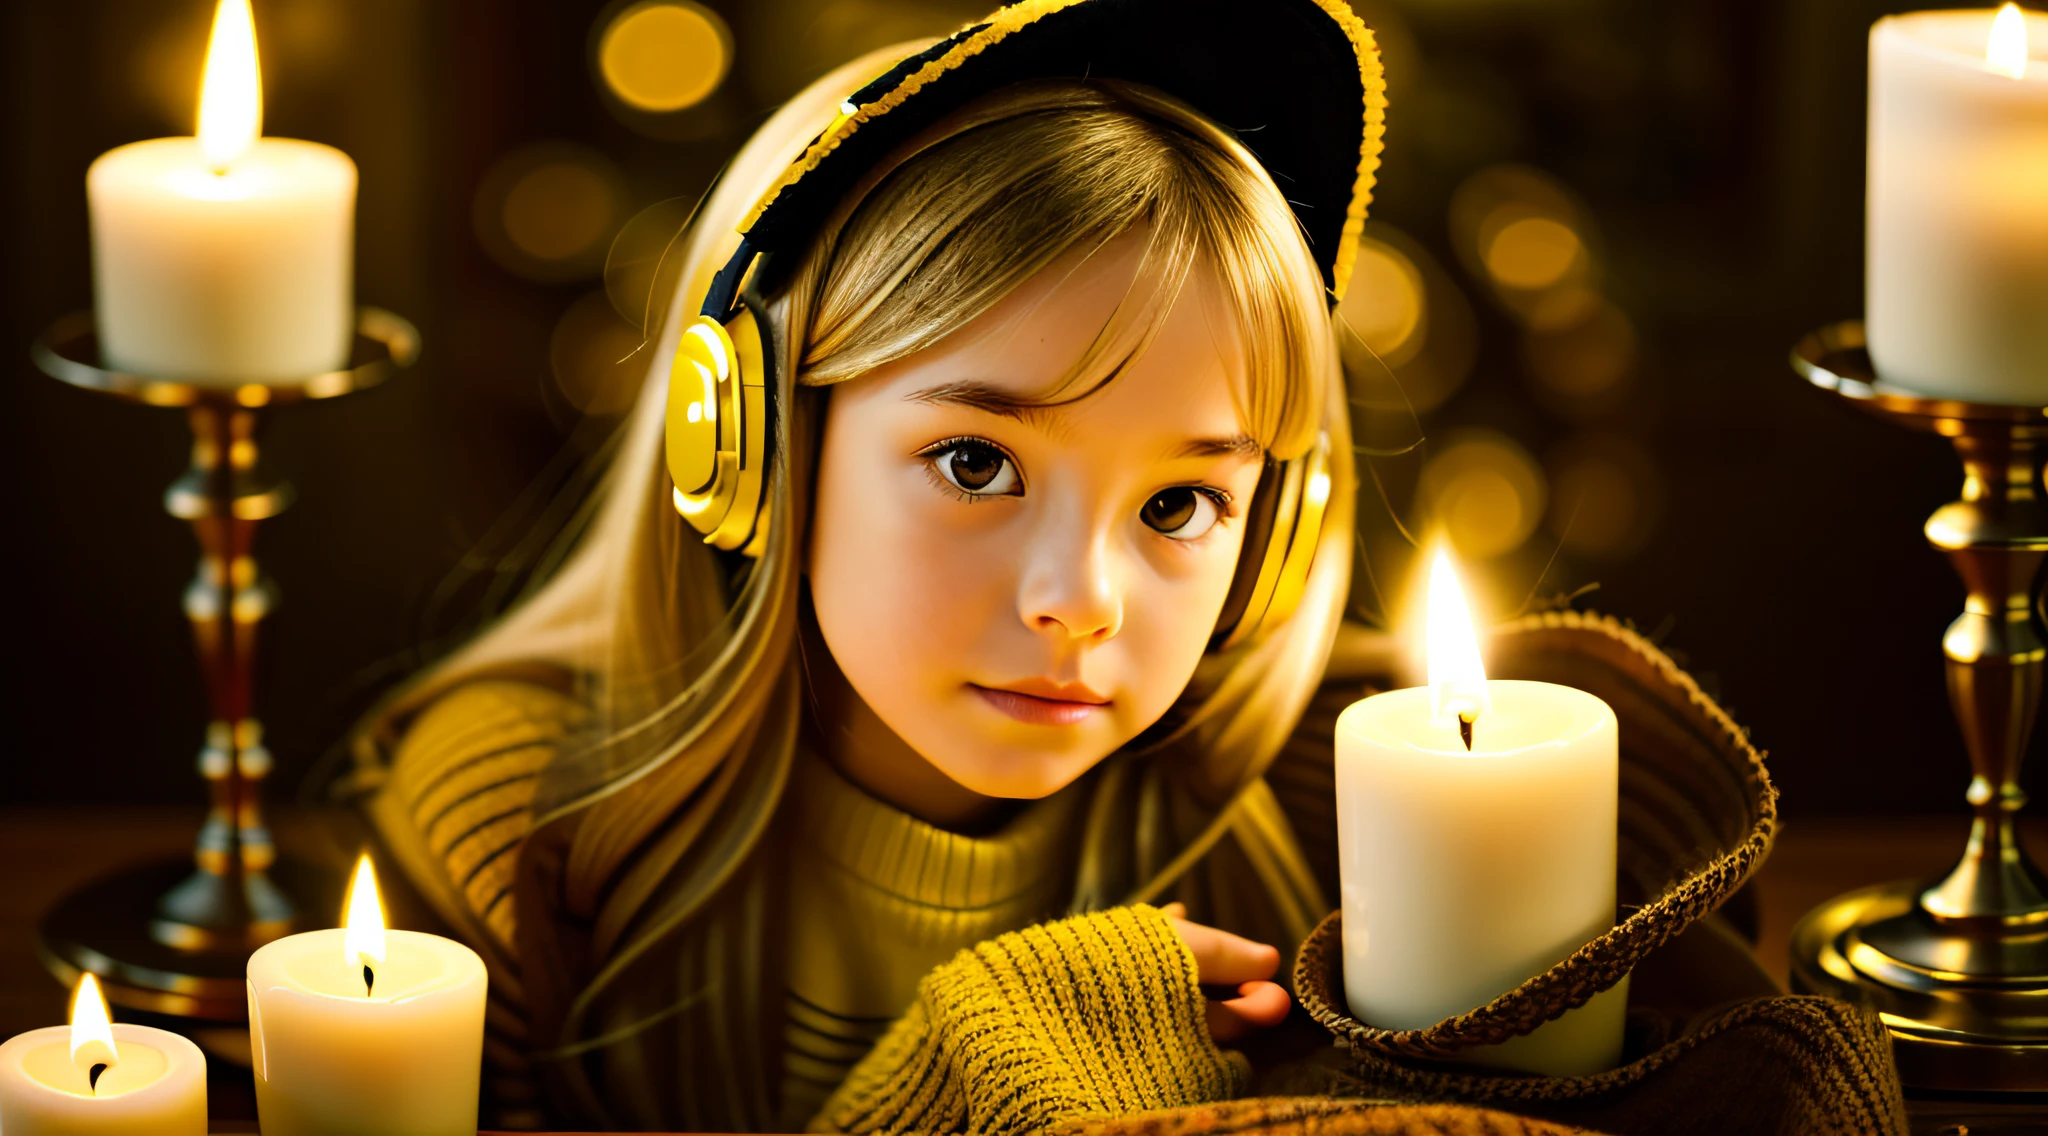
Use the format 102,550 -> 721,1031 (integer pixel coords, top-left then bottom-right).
880,465 -> 1019,599
1136,525 -> 1243,586
899,462 -> 1026,539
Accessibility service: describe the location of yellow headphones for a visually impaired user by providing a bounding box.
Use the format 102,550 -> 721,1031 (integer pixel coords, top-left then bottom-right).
665,239 -> 772,558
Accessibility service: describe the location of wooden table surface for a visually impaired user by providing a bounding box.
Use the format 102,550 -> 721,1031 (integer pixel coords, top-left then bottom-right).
4,804 -> 2043,1134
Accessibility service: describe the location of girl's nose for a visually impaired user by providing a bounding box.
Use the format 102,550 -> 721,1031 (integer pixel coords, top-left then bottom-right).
1016,506 -> 1123,644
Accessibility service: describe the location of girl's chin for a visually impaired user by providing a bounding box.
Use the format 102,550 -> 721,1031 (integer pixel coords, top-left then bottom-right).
933,761 -> 1093,802
923,734 -> 1118,802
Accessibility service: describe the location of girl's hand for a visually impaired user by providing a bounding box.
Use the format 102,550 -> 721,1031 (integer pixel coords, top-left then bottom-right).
1160,902 -> 1292,1042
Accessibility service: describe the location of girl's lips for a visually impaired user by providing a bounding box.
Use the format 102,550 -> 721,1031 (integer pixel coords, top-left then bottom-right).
971,684 -> 1107,726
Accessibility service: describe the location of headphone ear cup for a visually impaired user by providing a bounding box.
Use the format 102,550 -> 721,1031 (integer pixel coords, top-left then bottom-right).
1211,458 -> 1286,649
1261,434 -> 1332,631
665,297 -> 775,554
723,294 -> 776,554
1211,433 -> 1332,651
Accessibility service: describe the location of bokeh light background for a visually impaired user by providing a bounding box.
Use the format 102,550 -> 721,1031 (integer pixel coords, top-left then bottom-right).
0,0 -> 1988,818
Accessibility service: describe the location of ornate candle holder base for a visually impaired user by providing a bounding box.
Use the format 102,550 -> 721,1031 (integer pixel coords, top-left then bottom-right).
37,857 -> 330,1021
1792,880 -> 2048,1092
1789,321 -> 2048,1092
29,309 -> 418,1021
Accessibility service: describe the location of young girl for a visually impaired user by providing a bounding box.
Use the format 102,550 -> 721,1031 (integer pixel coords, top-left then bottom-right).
350,1 -> 1386,1129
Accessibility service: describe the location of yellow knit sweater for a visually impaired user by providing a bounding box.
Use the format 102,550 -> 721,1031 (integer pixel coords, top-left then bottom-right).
375,681 -> 1246,1132
812,906 -> 1248,1134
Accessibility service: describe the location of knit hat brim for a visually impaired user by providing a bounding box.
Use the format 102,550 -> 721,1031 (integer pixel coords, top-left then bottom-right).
738,0 -> 1388,303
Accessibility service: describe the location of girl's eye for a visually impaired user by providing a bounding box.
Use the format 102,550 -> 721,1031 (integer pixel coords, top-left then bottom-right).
1141,487 -> 1224,541
926,439 -> 1022,497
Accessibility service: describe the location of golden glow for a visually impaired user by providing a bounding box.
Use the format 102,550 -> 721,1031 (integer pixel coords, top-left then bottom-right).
1485,216 -> 1583,291
1421,433 -> 1547,560
1452,168 -> 1601,333
342,853 -> 387,975
1337,226 -> 1478,416
1526,299 -> 1638,401
502,161 -> 618,262
1426,548 -> 1490,725
477,144 -> 629,280
550,291 -> 646,417
196,0 -> 262,170
1524,285 -> 1603,333
1989,4 -> 2030,79
1338,238 -> 1427,367
1548,436 -> 1662,560
69,973 -> 118,1074
598,1 -> 732,112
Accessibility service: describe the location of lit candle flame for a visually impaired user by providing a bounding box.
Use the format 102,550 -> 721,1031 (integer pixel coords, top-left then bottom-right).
1426,547 -> 1490,743
1989,3 -> 2030,80
343,853 -> 387,995
196,0 -> 262,170
68,973 -> 118,1090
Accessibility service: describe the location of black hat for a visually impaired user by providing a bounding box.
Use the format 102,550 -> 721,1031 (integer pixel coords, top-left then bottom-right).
735,0 -> 1387,303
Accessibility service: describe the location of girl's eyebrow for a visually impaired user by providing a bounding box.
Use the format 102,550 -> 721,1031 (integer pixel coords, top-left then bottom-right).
905,380 -> 1057,427
1170,434 -> 1261,460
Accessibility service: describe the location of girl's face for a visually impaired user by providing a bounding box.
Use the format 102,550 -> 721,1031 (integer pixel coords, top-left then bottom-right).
807,234 -> 1266,810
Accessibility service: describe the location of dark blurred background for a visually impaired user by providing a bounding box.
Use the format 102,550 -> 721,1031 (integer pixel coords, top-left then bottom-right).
0,0 -> 1984,820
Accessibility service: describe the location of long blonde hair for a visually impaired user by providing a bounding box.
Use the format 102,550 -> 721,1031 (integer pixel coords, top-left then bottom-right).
356,45 -> 1358,1129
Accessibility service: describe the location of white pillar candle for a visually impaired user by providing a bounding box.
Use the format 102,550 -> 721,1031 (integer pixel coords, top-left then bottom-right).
0,977 -> 207,1136
247,857 -> 487,1136
1333,551 -> 1626,1077
87,0 -> 355,385
1867,5 -> 2048,403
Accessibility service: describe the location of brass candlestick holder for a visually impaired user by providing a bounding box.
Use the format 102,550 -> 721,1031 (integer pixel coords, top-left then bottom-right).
29,308 -> 418,1021
1789,320 -> 2048,1092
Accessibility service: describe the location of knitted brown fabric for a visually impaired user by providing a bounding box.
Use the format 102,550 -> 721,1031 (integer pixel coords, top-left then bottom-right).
1051,1099 -> 1592,1136
1293,918 -> 1904,1136
1285,611 -> 1908,1136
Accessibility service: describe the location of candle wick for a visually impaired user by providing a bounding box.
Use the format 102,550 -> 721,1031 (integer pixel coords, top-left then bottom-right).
1458,711 -> 1475,752
89,1062 -> 108,1094
363,963 -> 376,997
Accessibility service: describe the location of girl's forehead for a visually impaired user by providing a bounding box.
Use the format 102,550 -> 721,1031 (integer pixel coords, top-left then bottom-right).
928,232 -> 1248,409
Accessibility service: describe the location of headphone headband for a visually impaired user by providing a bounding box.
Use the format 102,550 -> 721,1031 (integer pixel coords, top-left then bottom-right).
700,237 -> 761,324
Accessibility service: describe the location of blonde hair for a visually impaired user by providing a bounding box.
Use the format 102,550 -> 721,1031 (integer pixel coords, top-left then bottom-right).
355,47 -> 1357,1130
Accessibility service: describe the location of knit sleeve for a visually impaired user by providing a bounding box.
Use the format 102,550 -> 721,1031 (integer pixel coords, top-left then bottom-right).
811,905 -> 1250,1136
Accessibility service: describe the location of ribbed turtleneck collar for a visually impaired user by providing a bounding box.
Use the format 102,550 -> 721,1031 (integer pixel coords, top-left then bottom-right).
789,747 -> 1088,910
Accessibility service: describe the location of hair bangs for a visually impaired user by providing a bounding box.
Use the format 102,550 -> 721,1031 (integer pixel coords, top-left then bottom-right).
794,80 -> 1331,462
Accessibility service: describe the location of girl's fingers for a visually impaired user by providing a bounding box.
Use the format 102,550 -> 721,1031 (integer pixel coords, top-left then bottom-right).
1203,980 -> 1293,1042
1166,913 -> 1281,985
1158,905 -> 1291,1041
